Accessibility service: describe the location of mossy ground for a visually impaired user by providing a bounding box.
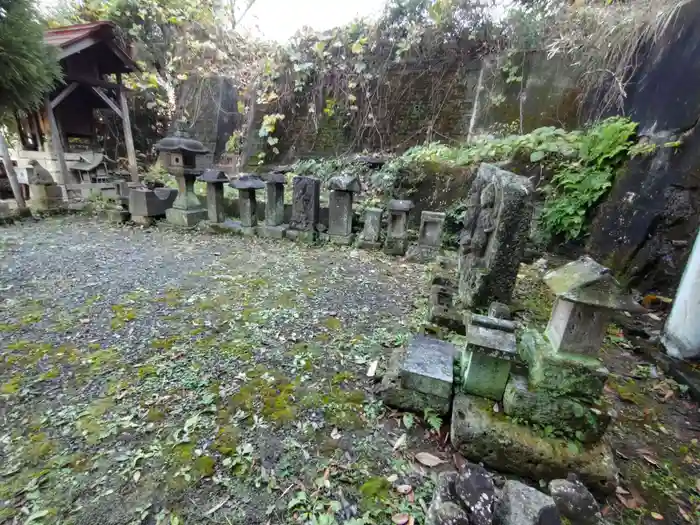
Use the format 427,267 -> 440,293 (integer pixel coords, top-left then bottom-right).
0,218 -> 439,525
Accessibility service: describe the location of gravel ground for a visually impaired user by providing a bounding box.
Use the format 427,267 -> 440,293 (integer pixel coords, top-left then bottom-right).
0,217 -> 435,525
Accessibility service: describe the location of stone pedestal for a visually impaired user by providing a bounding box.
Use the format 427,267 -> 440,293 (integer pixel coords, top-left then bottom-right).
451,394 -> 618,493
198,169 -> 228,223
259,173 -> 288,238
230,174 -> 265,235
384,199 -> 413,255
358,207 -> 383,249
428,256 -> 463,333
327,174 -> 360,245
289,176 -> 320,242
458,163 -> 533,310
461,312 -> 518,401
29,184 -> 64,211
166,172 -> 207,227
407,211 -> 446,262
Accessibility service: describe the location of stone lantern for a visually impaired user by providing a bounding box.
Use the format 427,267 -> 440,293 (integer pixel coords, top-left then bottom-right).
155,124 -> 209,227
197,169 -> 228,223
544,256 -> 644,355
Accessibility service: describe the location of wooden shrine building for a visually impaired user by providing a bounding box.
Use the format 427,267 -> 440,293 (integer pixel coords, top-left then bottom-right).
13,22 -> 139,184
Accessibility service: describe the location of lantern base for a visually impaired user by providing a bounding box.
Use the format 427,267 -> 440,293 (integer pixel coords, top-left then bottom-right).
166,207 -> 207,227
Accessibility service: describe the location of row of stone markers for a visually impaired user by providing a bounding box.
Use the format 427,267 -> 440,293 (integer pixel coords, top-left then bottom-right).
380,163 -> 645,494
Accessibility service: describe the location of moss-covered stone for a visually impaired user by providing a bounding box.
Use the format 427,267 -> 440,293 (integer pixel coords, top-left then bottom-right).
451,394 -> 618,494
503,375 -> 611,443
519,329 -> 609,400
378,348 -> 451,416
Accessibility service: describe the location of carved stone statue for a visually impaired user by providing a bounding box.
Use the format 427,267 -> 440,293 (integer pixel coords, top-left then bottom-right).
458,164 -> 533,310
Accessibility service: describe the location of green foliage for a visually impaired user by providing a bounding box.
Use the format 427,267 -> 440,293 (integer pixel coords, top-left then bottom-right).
0,0 -> 62,119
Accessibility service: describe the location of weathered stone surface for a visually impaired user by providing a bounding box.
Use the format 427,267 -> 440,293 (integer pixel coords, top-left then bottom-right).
494,480 -> 560,525
426,472 -> 469,525
519,330 -> 609,400
198,169 -> 228,183
488,302 -> 511,320
129,187 -> 178,218
419,211 -> 446,247
358,207 -> 383,249
212,219 -> 256,236
466,315 -> 518,360
29,184 -> 64,211
461,349 -> 511,400
399,335 -> 455,399
328,189 -> 354,239
204,182 -> 226,223
237,189 -> 259,227
27,160 -> 55,184
231,174 -> 265,190
458,163 -> 533,310
328,174 -> 361,192
384,200 -> 413,255
258,224 -> 288,239
455,464 -> 495,525
289,176 -> 320,234
503,375 -> 611,443
546,300 -> 611,356
548,479 -> 602,525
106,209 -> 130,223
265,180 -> 286,227
264,172 -> 287,184
451,394 -> 619,493
166,206 -> 208,227
469,313 -> 516,334
379,348 -> 451,416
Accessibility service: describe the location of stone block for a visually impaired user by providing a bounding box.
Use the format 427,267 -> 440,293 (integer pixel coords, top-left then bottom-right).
488,302 -> 511,320
29,184 -> 64,211
328,189 -> 354,238
165,207 -> 208,227
205,183 -> 226,223
106,209 -> 130,223
503,375 -> 611,443
451,394 -> 619,494
129,187 -> 178,218
290,176 -> 320,231
328,233 -> 354,245
519,330 -> 609,400
384,200 -> 413,256
399,334 -> 455,399
494,480 -> 559,525
546,299 -> 611,356
461,349 -> 511,401
429,304 -> 465,334
379,347 -> 451,416
358,207 -> 383,249
258,224 -> 288,239
418,211 -> 446,248
265,182 -> 286,226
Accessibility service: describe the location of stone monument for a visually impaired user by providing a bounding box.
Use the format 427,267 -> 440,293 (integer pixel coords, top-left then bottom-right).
427,256 -> 463,333
406,211 -> 446,262
357,207 -> 383,249
259,172 -> 288,239
384,199 -> 413,255
197,169 -> 228,223
458,163 -> 532,309
229,174 -> 265,235
155,124 -> 209,227
288,176 -> 320,242
26,163 -> 64,211
327,174 -> 360,245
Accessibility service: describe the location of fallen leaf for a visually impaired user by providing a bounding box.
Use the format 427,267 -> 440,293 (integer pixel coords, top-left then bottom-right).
601,505 -> 611,517
407,517 -> 415,525
650,512 -> 664,521
330,428 -> 342,440
392,513 -> 409,524
367,360 -> 378,377
679,506 -> 691,522
492,403 -> 499,413
415,452 -> 445,467
133,470 -> 141,483
696,478 -> 700,493
615,486 -> 630,495
396,484 -> 412,494
453,452 -> 467,473
393,433 -> 407,451
386,474 -> 399,483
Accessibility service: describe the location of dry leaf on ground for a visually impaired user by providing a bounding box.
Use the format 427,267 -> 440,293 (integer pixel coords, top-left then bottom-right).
415,452 -> 445,467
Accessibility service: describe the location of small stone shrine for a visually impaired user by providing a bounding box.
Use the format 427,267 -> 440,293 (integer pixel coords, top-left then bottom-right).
406,211 -> 446,262
288,176 -> 321,242
27,163 -> 64,211
458,163 -> 532,310
427,256 -> 463,333
197,169 -> 228,223
384,199 -> 414,255
259,172 -> 288,239
155,124 -> 209,227
357,207 -> 383,249
229,174 -> 265,235
327,174 -> 360,245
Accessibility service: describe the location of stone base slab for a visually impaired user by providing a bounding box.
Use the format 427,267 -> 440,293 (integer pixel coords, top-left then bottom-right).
384,237 -> 408,256
451,394 -> 618,494
357,239 -> 382,250
399,335 -> 455,398
428,304 -> 465,334
166,207 -> 207,227
106,209 -> 130,223
379,348 -> 452,416
328,233 -> 354,245
286,229 -> 317,243
258,224 -> 288,239
405,244 -> 438,263
132,215 -> 156,226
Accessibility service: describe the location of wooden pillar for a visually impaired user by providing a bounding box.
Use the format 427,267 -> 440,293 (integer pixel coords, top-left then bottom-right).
45,98 -> 71,185
0,131 -> 27,209
117,74 -> 138,182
